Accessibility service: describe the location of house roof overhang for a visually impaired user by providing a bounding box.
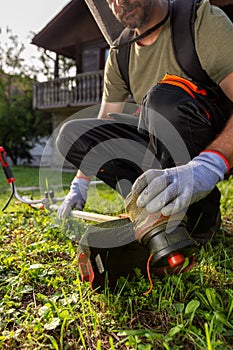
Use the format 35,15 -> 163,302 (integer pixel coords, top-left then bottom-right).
31,0 -> 107,59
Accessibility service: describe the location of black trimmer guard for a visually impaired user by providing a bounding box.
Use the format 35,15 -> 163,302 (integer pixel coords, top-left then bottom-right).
78,218 -> 150,291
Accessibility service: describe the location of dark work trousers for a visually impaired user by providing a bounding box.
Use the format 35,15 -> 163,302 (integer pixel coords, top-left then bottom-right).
56,82 -> 224,238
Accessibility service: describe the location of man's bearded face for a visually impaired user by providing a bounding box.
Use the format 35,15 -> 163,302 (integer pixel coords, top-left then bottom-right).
107,0 -> 155,29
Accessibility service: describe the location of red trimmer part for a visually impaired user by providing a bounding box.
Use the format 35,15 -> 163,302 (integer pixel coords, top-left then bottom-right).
151,254 -> 195,277
167,253 -> 185,268
78,252 -> 95,287
0,146 -> 15,183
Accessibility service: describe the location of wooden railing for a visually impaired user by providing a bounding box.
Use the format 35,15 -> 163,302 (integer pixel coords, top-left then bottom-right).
33,70 -> 104,110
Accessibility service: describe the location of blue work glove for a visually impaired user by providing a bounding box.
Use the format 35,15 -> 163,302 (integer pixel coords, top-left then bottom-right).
57,177 -> 90,220
132,151 -> 229,216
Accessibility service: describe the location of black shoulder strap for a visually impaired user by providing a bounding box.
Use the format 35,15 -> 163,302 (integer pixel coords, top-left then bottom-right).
115,28 -> 133,94
171,0 -> 215,86
171,0 -> 233,119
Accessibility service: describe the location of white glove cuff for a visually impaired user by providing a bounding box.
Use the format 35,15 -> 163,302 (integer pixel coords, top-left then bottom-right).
195,150 -> 229,180
200,150 -> 230,173
70,176 -> 90,192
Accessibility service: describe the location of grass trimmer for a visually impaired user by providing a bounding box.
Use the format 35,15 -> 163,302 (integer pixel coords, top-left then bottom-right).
1,146 -> 197,292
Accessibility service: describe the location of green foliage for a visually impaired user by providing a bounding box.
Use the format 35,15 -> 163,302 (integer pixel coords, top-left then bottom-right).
36,49 -> 76,80
0,85 -> 51,164
0,28 -> 26,76
0,29 -> 52,164
0,167 -> 232,349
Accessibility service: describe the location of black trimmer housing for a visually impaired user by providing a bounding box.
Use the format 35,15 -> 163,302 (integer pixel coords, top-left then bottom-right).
78,218 -> 150,291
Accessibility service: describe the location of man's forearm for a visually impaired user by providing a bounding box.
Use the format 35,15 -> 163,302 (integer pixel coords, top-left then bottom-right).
97,101 -> 125,119
206,114 -> 233,168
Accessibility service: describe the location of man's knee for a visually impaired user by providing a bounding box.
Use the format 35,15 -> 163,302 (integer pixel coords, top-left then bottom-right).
56,119 -> 95,158
141,81 -> 217,157
56,120 -> 76,157
143,82 -> 195,126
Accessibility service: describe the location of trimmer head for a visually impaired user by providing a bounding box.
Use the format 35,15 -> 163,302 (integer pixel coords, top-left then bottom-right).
141,219 -> 197,268
126,191 -> 198,267
78,214 -> 197,291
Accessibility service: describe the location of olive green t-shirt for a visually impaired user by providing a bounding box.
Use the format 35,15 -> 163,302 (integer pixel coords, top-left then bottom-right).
103,0 -> 233,105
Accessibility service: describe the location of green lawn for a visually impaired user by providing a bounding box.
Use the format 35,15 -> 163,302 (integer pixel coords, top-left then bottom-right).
0,165 -> 75,189
0,166 -> 232,349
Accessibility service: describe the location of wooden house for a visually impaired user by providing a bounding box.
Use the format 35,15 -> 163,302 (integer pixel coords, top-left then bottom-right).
32,0 -> 109,129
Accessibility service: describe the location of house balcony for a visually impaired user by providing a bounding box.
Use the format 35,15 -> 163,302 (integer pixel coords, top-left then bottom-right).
33,70 -> 104,111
